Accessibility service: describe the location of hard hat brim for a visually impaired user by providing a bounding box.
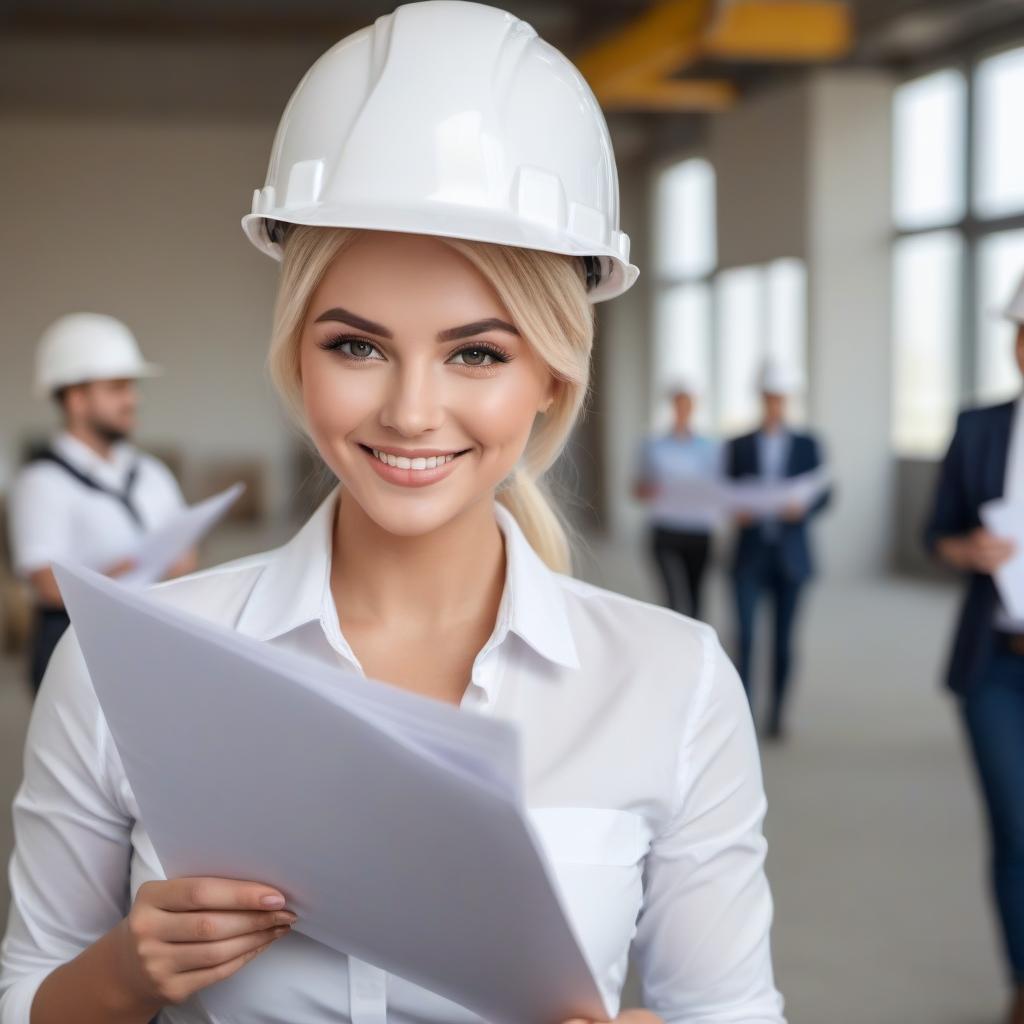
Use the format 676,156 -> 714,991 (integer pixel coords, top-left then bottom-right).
241,207 -> 639,304
35,361 -> 164,399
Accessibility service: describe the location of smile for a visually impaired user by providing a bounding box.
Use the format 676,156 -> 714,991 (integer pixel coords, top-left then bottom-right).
358,443 -> 470,488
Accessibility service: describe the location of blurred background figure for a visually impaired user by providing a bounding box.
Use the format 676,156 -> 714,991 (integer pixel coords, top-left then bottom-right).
726,362 -> 831,740
633,376 -> 720,619
7,314 -> 194,694
925,271 -> 1024,1024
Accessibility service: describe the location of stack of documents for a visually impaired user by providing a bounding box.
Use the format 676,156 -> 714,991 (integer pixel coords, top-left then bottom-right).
653,468 -> 831,526
54,562 -> 609,1024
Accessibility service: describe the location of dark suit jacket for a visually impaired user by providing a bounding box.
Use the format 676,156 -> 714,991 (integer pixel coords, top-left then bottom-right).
725,430 -> 831,583
924,400 -> 1016,695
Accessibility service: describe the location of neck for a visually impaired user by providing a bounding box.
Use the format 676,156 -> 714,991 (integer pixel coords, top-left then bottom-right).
65,422 -> 116,461
330,492 -> 506,637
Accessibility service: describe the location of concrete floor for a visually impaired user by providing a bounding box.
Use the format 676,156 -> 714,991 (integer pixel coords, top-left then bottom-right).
0,532 -> 1010,1024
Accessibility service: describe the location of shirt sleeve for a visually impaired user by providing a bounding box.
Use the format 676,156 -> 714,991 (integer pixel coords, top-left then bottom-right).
632,629 -> 786,1023
7,468 -> 74,579
0,631 -> 133,1022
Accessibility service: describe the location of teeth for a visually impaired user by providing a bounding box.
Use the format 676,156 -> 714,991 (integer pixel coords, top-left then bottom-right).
371,448 -> 456,471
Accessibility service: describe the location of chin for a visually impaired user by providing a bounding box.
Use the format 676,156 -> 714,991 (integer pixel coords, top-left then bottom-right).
359,495 -> 466,537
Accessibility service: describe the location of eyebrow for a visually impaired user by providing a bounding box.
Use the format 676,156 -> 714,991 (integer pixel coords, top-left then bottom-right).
314,307 -> 519,343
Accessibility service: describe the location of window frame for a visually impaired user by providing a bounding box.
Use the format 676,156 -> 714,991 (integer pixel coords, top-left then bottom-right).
892,38 -> 1024,458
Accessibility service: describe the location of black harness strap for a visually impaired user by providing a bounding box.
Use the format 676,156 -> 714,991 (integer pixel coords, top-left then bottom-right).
32,449 -> 144,527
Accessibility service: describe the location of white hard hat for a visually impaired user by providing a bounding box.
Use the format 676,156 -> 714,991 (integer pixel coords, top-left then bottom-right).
1003,271 -> 1024,325
665,372 -> 702,397
34,313 -> 162,398
242,0 -> 638,303
758,360 -> 804,397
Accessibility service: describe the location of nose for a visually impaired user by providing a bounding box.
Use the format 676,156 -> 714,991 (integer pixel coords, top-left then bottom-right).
377,360 -> 445,438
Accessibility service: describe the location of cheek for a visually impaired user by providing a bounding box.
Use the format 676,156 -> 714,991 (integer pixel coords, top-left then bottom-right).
300,348 -> 378,438
455,375 -> 546,450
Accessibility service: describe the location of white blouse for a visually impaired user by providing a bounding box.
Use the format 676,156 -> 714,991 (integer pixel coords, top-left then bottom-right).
0,492 -> 786,1023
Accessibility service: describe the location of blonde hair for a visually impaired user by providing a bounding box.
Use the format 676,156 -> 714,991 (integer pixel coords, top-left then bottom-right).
267,226 -> 594,574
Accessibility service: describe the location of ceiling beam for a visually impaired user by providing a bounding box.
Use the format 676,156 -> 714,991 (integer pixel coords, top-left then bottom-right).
703,1 -> 852,61
575,0 -> 853,113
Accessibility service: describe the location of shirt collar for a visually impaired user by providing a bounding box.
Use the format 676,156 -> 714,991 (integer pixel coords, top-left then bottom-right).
54,431 -> 136,479
235,490 -> 580,672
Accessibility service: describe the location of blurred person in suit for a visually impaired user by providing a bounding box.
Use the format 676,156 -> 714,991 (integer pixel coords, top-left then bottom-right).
926,271 -> 1024,1024
726,362 -> 831,740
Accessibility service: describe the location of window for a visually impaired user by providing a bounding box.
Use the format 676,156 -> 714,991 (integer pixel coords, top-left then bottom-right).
716,261 -> 808,435
652,158 -> 806,436
655,158 -> 716,279
975,46 -> 1024,219
976,229 -> 1024,404
653,284 -> 712,431
892,69 -> 966,231
891,45 -> 1024,457
891,232 -> 963,457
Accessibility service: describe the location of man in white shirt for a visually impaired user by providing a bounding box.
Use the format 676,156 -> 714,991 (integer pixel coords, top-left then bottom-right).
8,313 -> 193,693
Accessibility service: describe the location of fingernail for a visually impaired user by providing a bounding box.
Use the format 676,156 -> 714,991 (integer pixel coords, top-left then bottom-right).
276,912 -> 297,925
260,895 -> 285,908
273,926 -> 290,937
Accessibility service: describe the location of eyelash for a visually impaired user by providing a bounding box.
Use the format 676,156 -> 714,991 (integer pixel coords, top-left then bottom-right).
317,334 -> 513,368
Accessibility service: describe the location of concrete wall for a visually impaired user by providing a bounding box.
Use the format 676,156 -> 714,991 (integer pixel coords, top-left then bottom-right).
0,34 -> 332,516
711,80 -> 810,272
806,70 -> 896,577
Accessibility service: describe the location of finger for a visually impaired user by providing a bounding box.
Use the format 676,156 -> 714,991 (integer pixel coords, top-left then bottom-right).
166,925 -> 291,972
151,878 -> 287,914
158,908 -> 297,943
158,935 -> 279,1005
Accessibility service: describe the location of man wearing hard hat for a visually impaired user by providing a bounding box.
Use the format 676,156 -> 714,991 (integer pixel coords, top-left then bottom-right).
8,313 -> 193,693
926,271 -> 1024,1023
725,361 -> 831,741
634,374 -> 722,620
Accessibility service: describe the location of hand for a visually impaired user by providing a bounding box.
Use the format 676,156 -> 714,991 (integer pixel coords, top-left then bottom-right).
780,501 -> 805,523
104,558 -> 138,579
113,877 -> 296,1011
937,528 -> 1015,574
736,510 -> 756,527
562,1011 -> 663,1024
961,528 -> 1016,574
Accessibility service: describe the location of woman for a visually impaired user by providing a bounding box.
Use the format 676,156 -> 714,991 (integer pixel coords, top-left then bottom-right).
0,4 -> 785,1022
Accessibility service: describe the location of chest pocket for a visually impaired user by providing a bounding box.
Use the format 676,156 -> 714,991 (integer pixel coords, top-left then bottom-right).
527,807 -> 651,1004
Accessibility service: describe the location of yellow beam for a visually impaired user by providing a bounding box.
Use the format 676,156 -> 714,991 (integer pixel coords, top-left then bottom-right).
576,0 -> 711,97
600,79 -> 738,112
702,1 -> 852,61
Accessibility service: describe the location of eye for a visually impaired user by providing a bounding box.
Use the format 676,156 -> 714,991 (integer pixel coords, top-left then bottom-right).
318,336 -> 384,361
448,344 -> 511,367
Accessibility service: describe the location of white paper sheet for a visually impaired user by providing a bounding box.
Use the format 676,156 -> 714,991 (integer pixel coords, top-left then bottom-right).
120,483 -> 245,587
53,562 -> 609,1024
980,499 -> 1024,618
657,468 -> 831,524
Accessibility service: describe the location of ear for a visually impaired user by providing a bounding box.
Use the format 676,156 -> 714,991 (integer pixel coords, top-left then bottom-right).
538,376 -> 560,414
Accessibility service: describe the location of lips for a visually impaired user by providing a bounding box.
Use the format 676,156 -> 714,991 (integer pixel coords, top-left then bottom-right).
358,443 -> 469,489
